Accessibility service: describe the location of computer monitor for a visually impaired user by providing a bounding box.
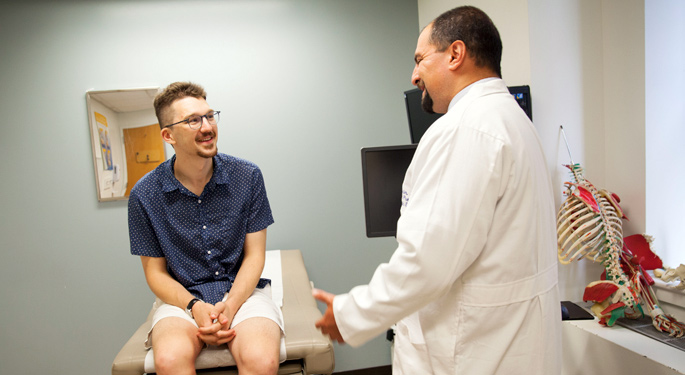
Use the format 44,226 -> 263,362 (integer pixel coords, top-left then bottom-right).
404,88 -> 443,144
507,85 -> 533,121
361,144 -> 417,238
404,85 -> 533,144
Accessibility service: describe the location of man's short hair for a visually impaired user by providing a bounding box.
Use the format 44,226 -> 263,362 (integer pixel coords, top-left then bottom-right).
430,6 -> 502,78
154,82 -> 207,128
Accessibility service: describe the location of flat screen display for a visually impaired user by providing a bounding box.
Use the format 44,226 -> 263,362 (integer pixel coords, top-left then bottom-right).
361,144 -> 417,237
507,85 -> 532,121
404,88 -> 443,144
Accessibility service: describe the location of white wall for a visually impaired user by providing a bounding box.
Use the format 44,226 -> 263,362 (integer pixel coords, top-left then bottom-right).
646,0 -> 685,268
601,0 -> 646,237
0,1 -> 420,373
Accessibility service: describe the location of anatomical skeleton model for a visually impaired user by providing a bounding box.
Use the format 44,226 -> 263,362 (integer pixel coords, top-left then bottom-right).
655,265 -> 685,291
556,127 -> 684,337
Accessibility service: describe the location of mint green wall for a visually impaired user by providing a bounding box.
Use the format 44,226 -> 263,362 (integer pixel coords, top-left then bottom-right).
0,1 -> 419,373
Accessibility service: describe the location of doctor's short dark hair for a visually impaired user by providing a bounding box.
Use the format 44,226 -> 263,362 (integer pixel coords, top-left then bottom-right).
154,81 -> 207,129
430,6 -> 503,78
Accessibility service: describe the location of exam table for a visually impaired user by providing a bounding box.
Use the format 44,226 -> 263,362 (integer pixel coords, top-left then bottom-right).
112,249 -> 335,375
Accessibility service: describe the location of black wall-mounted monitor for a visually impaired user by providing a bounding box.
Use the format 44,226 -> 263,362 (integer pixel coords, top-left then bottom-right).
404,88 -> 443,144
404,85 -> 533,144
361,144 -> 417,238
507,85 -> 533,121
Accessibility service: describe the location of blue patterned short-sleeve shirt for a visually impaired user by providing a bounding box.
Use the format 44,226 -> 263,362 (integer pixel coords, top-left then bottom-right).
128,153 -> 274,305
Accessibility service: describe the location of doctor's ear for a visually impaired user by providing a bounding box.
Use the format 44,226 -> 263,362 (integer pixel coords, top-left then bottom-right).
448,40 -> 466,70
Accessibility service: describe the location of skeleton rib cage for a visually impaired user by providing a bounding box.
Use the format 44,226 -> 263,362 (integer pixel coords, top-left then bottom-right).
557,164 -> 639,311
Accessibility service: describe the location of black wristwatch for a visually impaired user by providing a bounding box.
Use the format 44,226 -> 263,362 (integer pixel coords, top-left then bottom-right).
185,298 -> 202,319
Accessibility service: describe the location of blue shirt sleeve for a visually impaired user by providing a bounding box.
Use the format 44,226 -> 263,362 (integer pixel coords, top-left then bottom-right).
128,186 -> 164,257
246,166 -> 275,233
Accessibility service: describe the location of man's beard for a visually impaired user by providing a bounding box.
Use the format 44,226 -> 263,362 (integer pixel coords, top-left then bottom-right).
196,132 -> 218,158
197,147 -> 218,158
421,90 -> 435,114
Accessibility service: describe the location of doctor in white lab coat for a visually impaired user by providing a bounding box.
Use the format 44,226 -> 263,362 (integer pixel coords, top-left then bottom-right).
314,6 -> 561,374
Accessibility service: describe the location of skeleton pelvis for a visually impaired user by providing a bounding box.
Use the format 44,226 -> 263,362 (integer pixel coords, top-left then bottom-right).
583,280 -> 635,326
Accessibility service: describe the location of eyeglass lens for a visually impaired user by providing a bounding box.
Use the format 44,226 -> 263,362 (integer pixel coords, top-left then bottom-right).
188,111 -> 220,129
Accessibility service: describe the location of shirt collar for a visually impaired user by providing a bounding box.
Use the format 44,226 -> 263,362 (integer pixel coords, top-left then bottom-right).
161,155 -> 179,193
212,155 -> 230,185
161,154 -> 228,193
447,77 -> 498,111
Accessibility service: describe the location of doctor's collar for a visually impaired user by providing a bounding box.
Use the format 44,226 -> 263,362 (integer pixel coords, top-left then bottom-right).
448,77 -> 498,111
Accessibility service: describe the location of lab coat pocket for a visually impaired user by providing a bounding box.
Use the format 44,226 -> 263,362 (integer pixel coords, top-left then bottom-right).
392,318 -> 433,374
457,300 -> 539,373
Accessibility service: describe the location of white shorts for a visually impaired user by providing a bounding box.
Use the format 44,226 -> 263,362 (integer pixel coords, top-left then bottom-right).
146,285 -> 284,349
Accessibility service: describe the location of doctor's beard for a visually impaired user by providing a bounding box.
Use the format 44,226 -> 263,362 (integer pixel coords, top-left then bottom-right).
422,90 -> 436,114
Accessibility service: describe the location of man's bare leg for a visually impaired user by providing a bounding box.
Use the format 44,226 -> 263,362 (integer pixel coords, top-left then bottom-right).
150,317 -> 204,375
229,317 -> 281,375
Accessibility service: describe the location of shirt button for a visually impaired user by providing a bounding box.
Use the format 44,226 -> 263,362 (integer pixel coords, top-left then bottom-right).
215,271 -> 219,276
207,251 -> 212,255
203,225 -> 207,229
198,199 -> 202,204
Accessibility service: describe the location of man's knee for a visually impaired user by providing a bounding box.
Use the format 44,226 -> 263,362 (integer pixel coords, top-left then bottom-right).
151,317 -> 201,374
237,348 -> 280,375
153,346 -> 196,374
231,317 -> 281,375
255,355 -> 280,375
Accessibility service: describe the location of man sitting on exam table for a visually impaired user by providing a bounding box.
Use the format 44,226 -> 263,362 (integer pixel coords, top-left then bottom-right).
314,6 -> 562,374
127,81 -> 282,375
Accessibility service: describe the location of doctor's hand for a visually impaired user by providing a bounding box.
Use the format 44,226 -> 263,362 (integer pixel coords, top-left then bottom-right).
312,288 -> 345,344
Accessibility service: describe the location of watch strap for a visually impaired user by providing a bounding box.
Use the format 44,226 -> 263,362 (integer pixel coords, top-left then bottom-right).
185,298 -> 202,319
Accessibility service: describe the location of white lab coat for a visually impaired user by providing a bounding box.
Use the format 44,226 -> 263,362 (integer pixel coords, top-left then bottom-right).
334,78 -> 561,374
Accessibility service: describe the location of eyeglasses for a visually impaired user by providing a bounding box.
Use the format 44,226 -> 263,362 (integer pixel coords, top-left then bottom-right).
163,111 -> 220,130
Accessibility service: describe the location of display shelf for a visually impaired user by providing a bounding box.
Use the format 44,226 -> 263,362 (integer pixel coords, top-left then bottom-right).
562,305 -> 685,375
